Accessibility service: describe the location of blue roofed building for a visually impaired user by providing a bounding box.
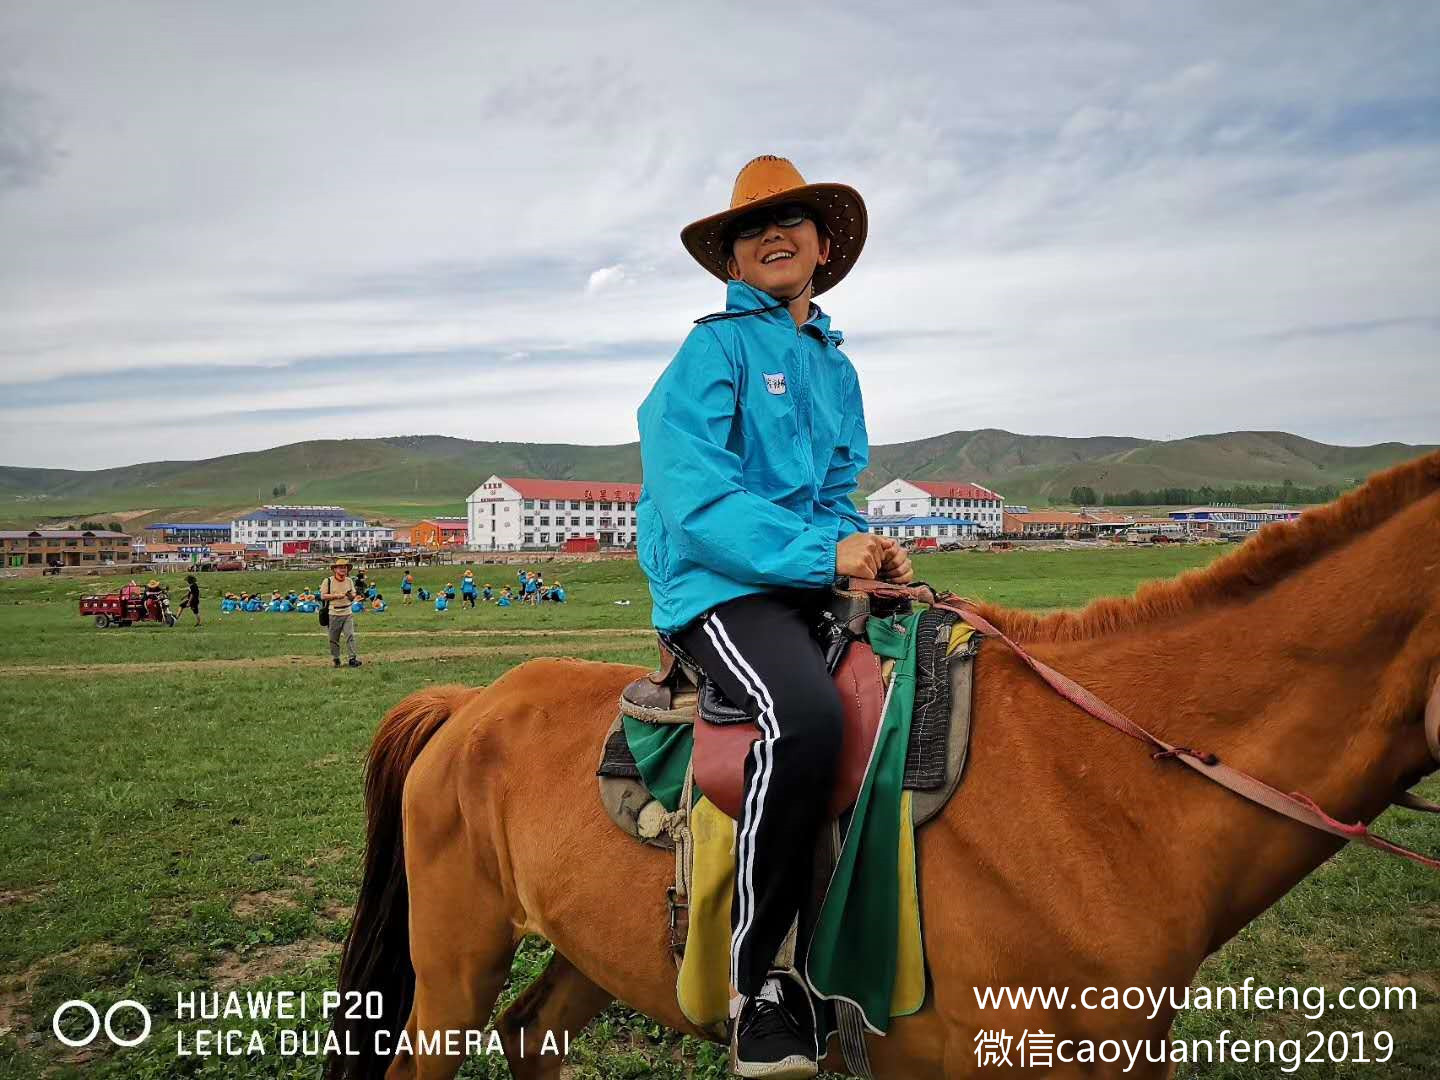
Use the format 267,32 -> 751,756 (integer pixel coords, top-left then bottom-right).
866,514 -> 982,541
231,505 -> 395,556
864,478 -> 1005,535
145,522 -> 233,544
1167,505 -> 1302,534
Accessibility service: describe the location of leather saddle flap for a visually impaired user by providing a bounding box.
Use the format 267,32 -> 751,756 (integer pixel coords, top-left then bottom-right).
692,641 -> 885,821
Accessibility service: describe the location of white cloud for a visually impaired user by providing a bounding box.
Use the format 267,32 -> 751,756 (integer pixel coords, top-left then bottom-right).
585,264 -> 627,295
0,1 -> 1437,468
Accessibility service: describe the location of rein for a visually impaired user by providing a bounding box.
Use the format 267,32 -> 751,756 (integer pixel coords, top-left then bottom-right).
844,578 -> 1440,872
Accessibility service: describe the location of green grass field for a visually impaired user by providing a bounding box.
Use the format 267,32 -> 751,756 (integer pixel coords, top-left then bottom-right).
1,547 -> 1436,1078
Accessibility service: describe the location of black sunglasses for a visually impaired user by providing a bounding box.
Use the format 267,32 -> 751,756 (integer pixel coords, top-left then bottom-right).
729,204 -> 811,241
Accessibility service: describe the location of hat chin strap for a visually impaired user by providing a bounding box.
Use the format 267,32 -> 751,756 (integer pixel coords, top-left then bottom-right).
694,274 -> 815,326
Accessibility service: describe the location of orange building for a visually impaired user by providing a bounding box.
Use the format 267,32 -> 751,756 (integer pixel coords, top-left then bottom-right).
411,517 -> 469,548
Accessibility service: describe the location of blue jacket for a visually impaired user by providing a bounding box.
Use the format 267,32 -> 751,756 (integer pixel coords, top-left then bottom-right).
637,280 -> 869,632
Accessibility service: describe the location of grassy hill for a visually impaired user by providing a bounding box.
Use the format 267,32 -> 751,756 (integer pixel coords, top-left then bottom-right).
2,430 -> 1433,529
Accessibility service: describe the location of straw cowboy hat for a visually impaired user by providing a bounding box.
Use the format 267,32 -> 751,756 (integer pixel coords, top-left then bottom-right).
332,557 -> 351,568
681,155 -> 868,296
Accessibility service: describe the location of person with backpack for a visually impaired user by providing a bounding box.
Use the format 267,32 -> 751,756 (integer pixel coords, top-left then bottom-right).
320,557 -> 362,668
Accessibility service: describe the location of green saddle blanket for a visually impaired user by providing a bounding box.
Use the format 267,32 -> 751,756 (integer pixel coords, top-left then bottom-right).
622,611 -> 928,1034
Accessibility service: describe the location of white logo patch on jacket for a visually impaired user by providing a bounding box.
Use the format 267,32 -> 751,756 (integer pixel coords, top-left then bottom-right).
763,372 -> 788,395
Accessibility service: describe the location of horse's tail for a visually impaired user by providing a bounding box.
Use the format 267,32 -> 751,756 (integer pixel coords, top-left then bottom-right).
327,684 -> 473,1080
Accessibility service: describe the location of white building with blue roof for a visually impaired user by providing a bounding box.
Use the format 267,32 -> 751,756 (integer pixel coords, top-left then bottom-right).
865,478 -> 1005,535
867,514 -> 982,541
230,505 -> 394,556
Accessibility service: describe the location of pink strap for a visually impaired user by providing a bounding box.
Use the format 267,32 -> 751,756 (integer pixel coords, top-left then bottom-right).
937,597 -> 1440,872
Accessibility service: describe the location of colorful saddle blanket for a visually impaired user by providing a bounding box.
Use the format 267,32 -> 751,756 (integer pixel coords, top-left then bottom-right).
597,603 -> 980,1053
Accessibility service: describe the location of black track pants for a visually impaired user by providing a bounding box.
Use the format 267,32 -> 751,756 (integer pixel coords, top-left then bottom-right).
672,588 -> 843,996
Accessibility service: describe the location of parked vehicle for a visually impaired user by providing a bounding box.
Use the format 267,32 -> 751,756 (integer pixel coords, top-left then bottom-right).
79,583 -> 177,628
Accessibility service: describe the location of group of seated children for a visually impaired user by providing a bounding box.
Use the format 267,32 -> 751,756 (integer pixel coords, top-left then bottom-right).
217,570 -> 567,617
221,592 -> 284,613
516,570 -> 567,605
219,590 -> 323,614
352,581 -> 387,612
424,569 -> 566,612
219,586 -> 386,614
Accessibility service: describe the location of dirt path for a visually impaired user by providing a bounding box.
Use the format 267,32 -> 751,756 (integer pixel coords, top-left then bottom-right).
0,641 -> 649,677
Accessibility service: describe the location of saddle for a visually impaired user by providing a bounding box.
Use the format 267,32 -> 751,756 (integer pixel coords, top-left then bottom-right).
694,639 -> 883,821
598,582 -> 980,849
598,581 -> 979,1070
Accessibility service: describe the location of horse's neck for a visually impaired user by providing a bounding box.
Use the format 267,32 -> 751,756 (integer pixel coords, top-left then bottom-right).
1066,522 -> 1436,950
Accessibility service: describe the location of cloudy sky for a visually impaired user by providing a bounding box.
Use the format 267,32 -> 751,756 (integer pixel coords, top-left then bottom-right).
1,1 -> 1436,470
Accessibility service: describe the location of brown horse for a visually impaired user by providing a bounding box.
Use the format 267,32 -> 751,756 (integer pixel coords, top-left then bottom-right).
328,450 -> 1440,1080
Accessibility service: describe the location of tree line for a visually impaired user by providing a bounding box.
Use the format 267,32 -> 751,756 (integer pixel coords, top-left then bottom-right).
1069,480 -> 1347,507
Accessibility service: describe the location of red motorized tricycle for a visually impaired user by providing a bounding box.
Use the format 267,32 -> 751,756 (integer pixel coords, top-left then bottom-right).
80,582 -> 177,628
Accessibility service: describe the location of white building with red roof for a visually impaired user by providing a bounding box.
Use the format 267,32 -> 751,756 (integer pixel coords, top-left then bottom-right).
864,479 -> 1006,535
465,475 -> 642,551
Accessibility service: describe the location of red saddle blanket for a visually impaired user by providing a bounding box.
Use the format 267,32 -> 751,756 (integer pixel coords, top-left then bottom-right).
692,641 -> 885,820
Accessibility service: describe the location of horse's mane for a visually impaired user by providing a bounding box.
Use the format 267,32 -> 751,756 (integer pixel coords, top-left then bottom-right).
974,449 -> 1440,644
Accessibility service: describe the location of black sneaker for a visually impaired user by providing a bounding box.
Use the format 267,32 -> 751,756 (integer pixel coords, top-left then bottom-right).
730,974 -> 817,1079
348,657 -> 362,667
332,658 -> 341,668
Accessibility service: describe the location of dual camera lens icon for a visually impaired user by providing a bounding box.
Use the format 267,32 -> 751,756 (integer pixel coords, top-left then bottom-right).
51,999 -> 152,1048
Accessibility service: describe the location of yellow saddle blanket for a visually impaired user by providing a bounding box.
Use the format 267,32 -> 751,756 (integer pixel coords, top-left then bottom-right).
676,792 -> 927,1031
